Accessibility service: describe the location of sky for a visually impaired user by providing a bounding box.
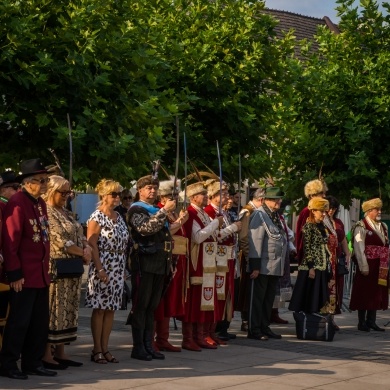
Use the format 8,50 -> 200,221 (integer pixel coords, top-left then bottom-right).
264,0 -> 340,21
265,0 -> 388,22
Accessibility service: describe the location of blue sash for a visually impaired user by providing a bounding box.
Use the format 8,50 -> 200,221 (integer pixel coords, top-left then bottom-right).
131,201 -> 160,215
131,201 -> 168,228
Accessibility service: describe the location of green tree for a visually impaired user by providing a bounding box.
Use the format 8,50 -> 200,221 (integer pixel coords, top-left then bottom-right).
0,0 -> 295,187
276,0 -> 390,207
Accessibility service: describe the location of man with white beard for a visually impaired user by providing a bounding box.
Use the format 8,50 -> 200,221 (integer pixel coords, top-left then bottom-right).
349,198 -> 389,332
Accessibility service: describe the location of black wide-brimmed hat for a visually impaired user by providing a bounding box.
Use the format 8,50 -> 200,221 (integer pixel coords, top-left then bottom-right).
0,171 -> 17,187
16,159 -> 48,183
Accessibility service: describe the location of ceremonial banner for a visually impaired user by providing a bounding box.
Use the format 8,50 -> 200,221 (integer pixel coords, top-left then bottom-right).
201,273 -> 215,311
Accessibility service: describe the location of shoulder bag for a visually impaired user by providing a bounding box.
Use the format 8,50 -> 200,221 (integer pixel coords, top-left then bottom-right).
56,257 -> 84,279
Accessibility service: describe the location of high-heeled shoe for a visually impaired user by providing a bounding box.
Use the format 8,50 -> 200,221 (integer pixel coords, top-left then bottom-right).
90,351 -> 108,364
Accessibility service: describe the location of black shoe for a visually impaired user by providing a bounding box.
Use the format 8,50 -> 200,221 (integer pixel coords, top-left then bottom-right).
262,329 -> 282,339
42,361 -> 68,370
358,322 -> 370,332
0,368 -> 28,380
218,331 -> 236,340
131,348 -> 153,361
53,357 -> 83,367
23,366 -> 57,376
366,321 -> 385,332
144,346 -> 165,360
247,333 -> 268,341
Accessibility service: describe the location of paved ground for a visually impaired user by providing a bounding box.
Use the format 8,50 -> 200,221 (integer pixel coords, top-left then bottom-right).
2,301 -> 390,390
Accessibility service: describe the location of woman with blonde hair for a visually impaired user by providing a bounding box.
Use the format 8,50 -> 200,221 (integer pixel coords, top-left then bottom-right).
42,175 -> 92,369
86,179 -> 129,364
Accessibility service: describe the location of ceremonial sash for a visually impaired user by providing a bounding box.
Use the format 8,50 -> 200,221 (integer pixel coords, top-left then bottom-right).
365,245 -> 389,286
200,272 -> 215,311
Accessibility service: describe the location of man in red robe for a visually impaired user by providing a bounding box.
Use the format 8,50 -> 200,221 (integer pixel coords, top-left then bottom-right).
204,180 -> 241,342
350,198 -> 389,332
182,182 -> 223,350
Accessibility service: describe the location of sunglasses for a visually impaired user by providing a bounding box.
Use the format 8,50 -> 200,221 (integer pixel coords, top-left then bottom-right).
56,190 -> 72,197
109,192 -> 122,198
31,177 -> 50,184
122,196 -> 133,201
3,184 -> 19,191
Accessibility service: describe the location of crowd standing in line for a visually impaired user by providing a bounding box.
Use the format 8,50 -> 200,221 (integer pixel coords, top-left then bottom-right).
0,159 -> 389,381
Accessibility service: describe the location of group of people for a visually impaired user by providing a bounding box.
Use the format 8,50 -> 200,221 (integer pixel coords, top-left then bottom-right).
0,159 -> 388,381
289,179 -> 388,335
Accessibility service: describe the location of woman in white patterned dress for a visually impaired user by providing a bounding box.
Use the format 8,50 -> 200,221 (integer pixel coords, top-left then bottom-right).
86,179 -> 129,364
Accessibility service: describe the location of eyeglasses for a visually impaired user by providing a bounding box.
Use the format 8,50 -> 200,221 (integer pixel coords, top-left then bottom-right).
3,184 -> 19,191
31,177 -> 50,184
122,196 -> 132,201
56,190 -> 72,197
109,192 -> 122,198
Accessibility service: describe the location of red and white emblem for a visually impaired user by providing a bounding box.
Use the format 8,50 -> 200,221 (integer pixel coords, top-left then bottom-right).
215,275 -> 225,289
203,287 -> 213,301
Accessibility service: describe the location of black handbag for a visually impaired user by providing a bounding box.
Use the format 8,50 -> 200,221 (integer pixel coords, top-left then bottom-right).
337,255 -> 349,276
55,258 -> 84,279
293,311 -> 336,341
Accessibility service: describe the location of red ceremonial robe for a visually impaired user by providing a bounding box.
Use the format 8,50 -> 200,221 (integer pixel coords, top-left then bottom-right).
154,203 -> 188,320
182,204 -> 218,323
204,204 -> 235,322
350,219 -> 389,311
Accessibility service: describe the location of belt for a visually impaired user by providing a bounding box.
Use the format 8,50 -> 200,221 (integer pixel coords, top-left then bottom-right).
134,242 -> 173,252
101,249 -> 125,254
155,242 -> 173,252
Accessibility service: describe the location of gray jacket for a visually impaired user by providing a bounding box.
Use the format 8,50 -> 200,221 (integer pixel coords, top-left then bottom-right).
248,207 -> 287,276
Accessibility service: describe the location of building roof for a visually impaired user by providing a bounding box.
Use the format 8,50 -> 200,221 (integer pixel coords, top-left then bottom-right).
263,9 -> 340,58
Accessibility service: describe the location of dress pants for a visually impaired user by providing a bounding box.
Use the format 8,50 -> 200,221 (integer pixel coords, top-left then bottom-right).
0,287 -> 49,370
248,274 -> 278,336
131,271 -> 165,331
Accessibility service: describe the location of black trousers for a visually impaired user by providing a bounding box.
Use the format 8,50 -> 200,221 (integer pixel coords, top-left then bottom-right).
0,287 -> 49,370
131,271 -> 165,331
248,274 -> 278,336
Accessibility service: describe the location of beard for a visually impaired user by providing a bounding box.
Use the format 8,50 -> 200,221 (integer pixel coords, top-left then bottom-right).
376,215 -> 382,221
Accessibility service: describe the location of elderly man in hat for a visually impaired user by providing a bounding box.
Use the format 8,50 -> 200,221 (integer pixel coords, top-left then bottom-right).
237,188 -> 266,332
127,175 -> 176,361
203,179 -> 242,342
0,159 -> 56,380
349,198 -> 389,332
247,187 -> 288,340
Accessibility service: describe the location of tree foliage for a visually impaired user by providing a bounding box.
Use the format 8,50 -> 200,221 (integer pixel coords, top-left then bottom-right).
0,0 -> 295,187
276,0 -> 390,207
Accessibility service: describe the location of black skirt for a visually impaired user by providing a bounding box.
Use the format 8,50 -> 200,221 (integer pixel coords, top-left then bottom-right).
288,269 -> 329,314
